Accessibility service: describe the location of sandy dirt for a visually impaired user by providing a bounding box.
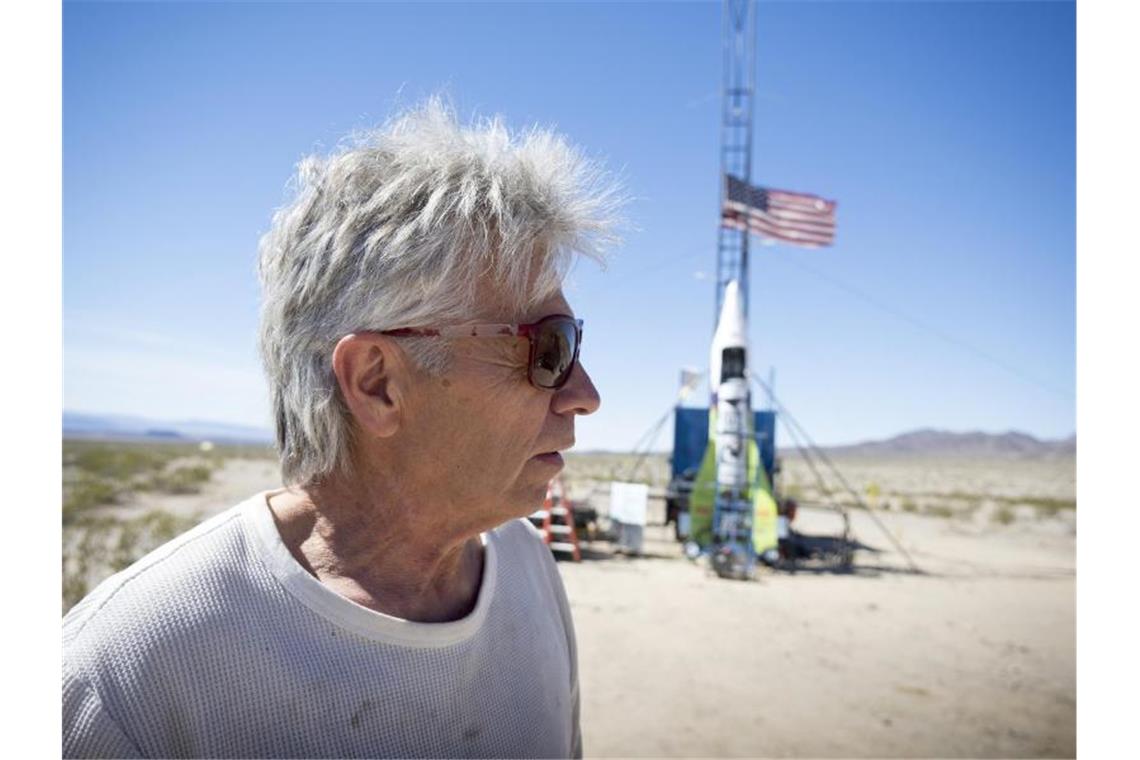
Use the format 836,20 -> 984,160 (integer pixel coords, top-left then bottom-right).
104,457 -> 1075,758
562,492 -> 1075,758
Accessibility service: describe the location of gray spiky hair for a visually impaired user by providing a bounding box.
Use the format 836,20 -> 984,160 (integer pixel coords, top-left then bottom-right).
257,97 -> 625,486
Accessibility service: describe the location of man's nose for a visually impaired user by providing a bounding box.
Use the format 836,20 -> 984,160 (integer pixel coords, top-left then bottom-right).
553,362 -> 601,416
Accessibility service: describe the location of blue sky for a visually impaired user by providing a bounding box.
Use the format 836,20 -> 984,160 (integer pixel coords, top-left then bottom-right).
63,0 -> 1075,451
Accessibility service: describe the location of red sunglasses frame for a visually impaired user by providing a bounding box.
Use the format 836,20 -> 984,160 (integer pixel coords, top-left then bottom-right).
379,313 -> 584,390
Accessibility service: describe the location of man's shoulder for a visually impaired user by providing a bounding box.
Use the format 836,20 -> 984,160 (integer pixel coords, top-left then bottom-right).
63,496 -> 265,657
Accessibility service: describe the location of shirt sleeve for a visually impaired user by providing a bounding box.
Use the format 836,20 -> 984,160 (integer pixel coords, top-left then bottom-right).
63,659 -> 143,759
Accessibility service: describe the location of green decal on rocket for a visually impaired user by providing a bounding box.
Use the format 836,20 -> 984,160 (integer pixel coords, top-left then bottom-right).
747,434 -> 778,554
688,406 -> 719,548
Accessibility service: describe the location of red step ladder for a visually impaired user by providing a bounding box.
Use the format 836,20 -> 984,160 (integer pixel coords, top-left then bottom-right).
529,477 -> 581,561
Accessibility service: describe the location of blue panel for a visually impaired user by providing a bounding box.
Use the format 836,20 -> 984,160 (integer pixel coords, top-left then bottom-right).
754,410 -> 776,480
672,407 -> 777,482
671,407 -> 708,478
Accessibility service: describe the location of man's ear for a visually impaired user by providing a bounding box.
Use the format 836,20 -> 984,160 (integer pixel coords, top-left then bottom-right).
331,333 -> 407,439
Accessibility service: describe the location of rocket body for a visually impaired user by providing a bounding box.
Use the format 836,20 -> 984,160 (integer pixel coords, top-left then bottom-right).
715,374 -> 750,492
709,281 -> 752,496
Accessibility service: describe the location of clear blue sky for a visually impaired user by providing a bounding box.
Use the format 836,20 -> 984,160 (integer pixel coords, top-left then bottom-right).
63,0 -> 1075,451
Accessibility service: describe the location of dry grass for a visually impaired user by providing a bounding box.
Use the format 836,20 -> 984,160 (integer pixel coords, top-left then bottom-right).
62,443 -> 1077,613
563,451 -> 671,486
777,453 -> 1076,525
61,439 -> 277,613
560,450 -> 1076,530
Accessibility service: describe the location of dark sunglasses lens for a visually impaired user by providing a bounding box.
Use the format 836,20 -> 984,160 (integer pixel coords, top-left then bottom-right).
531,318 -> 579,389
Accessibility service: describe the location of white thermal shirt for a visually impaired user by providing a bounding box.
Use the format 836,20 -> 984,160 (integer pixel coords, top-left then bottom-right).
63,492 -> 581,758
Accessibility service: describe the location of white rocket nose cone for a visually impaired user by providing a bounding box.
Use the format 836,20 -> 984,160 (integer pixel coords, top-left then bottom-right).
710,279 -> 749,389
715,281 -> 747,347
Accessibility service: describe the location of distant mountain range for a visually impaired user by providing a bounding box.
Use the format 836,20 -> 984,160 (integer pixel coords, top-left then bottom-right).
63,411 -> 273,445
64,412 -> 1074,459
799,428 -> 1076,458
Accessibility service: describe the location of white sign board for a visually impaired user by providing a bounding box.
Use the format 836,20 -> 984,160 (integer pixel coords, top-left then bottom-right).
609,482 -> 649,527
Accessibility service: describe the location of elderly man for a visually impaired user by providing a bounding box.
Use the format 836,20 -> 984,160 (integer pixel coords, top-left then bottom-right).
63,99 -> 623,758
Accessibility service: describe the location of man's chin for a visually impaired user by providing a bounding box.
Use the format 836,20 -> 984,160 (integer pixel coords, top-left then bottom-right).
500,481 -> 558,520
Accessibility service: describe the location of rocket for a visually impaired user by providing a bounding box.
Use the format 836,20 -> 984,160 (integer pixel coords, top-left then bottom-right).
709,280 -> 751,496
688,280 -> 779,566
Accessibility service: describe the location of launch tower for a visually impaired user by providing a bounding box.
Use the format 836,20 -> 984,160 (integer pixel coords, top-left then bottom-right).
715,0 -> 757,322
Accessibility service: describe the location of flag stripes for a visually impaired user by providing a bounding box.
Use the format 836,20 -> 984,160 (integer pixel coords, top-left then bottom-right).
721,174 -> 837,248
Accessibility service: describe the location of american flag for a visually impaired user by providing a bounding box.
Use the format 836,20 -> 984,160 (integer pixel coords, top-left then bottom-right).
721,174 -> 837,248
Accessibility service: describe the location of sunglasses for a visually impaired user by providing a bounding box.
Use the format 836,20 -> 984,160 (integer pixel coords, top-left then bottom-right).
380,314 -> 584,390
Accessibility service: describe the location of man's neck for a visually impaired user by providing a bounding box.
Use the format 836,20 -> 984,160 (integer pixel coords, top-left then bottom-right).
266,481 -> 485,624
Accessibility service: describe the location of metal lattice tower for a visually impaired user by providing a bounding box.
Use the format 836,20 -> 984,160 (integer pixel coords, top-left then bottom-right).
715,0 -> 757,323
710,0 -> 759,577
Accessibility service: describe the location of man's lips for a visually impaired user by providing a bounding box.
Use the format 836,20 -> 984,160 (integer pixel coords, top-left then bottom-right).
531,443 -> 572,464
532,452 -> 565,465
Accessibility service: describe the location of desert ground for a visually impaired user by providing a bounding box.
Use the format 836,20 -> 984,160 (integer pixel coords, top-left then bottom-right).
63,441 -> 1075,758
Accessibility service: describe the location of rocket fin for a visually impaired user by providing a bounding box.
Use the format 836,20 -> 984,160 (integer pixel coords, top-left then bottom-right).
752,489 -> 779,555
747,436 -> 779,554
688,407 -> 718,548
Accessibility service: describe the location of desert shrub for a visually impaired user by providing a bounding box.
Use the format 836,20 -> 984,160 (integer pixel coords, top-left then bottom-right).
993,506 -> 1016,525
948,492 -> 982,510
64,450 -> 217,523
63,509 -> 200,614
145,464 -> 214,495
63,515 -> 112,611
925,504 -> 954,519
66,444 -> 178,481
563,452 -> 671,489
61,571 -> 87,613
62,440 -> 230,613
954,503 -> 980,520
139,509 -> 198,544
112,519 -> 142,572
63,475 -> 119,524
901,499 -> 918,513
203,443 -> 276,462
1018,496 -> 1076,515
